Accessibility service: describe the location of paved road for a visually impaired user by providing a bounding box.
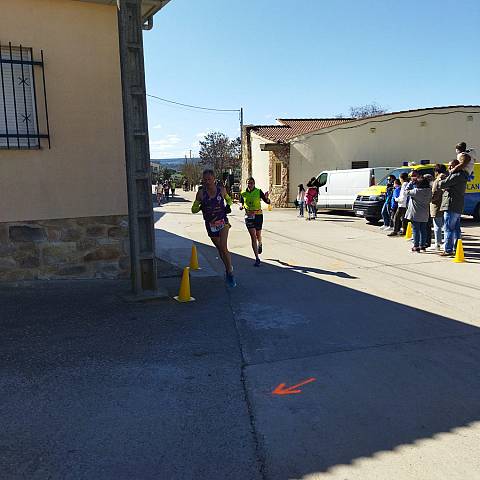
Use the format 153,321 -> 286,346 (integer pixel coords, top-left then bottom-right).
155,192 -> 480,480
2,192 -> 479,479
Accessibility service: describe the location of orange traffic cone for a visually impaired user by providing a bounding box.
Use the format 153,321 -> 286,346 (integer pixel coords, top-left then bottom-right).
404,222 -> 412,240
453,239 -> 465,263
189,244 -> 200,270
174,267 -> 195,302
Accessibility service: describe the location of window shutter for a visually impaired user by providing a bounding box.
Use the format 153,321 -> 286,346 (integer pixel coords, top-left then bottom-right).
0,46 -> 38,148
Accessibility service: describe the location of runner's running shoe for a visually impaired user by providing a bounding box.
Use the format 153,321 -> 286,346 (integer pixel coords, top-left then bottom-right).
225,272 -> 237,287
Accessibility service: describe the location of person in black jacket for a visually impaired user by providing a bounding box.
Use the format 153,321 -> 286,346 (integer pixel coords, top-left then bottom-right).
438,159 -> 468,256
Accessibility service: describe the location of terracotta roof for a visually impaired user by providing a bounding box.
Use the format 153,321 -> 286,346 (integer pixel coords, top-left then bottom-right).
251,106 -> 480,143
251,118 -> 353,142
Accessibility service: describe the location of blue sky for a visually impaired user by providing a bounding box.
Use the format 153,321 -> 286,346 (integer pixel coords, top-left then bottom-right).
143,0 -> 480,159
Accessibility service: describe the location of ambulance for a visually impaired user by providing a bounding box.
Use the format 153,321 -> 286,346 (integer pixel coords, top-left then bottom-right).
353,162 -> 480,224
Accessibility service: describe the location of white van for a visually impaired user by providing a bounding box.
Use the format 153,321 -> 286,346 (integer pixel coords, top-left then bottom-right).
315,167 -> 392,210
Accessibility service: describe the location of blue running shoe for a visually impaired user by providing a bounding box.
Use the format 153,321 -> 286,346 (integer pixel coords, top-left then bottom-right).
254,259 -> 261,267
225,272 -> 236,287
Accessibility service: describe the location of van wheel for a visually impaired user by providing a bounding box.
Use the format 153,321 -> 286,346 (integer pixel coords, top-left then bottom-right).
474,203 -> 480,222
366,217 -> 380,225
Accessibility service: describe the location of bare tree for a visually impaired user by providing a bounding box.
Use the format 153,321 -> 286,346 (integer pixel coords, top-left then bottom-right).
198,132 -> 241,179
349,102 -> 388,119
181,161 -> 201,185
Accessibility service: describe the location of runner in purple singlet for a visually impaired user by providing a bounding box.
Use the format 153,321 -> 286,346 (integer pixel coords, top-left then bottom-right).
191,169 -> 236,287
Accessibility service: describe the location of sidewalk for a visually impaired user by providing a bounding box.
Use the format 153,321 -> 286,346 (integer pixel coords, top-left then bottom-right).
0,277 -> 260,479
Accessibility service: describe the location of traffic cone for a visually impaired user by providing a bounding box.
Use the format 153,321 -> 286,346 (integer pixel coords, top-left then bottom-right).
189,244 -> 200,270
174,267 -> 195,302
453,239 -> 465,263
404,222 -> 412,240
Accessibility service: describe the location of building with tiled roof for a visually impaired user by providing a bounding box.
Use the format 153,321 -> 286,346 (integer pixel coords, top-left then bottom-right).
251,118 -> 353,143
242,106 -> 480,207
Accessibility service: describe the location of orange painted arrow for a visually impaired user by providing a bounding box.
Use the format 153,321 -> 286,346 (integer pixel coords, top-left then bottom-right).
272,377 -> 316,395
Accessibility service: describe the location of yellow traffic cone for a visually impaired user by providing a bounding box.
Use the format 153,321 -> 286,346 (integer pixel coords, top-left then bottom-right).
174,267 -> 195,302
189,244 -> 200,270
453,239 -> 465,263
404,222 -> 412,240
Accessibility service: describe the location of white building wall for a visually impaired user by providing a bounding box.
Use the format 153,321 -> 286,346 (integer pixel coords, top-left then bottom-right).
250,132 -> 271,192
288,107 -> 480,203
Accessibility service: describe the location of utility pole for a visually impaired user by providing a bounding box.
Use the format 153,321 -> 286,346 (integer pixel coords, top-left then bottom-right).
117,0 -> 164,298
239,107 -> 244,185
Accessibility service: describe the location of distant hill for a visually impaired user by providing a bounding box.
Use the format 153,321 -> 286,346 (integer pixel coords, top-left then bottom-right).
151,157 -> 200,168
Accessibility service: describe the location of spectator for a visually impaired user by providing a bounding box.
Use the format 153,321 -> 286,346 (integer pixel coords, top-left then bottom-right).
305,181 -> 318,221
390,178 -> 401,225
427,164 -> 447,251
405,177 -> 432,252
438,158 -> 469,257
155,181 -> 163,204
380,175 -> 396,230
163,181 -> 170,201
388,172 -> 410,236
450,142 -> 475,177
297,184 -> 306,218
171,181 -> 176,197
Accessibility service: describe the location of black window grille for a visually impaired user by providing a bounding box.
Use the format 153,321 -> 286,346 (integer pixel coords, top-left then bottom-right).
0,42 -> 50,149
352,161 -> 369,169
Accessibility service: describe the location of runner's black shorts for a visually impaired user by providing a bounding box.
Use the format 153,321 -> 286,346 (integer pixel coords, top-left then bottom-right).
245,214 -> 263,231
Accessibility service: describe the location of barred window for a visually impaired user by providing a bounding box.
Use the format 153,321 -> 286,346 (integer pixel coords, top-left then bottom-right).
0,43 -> 50,149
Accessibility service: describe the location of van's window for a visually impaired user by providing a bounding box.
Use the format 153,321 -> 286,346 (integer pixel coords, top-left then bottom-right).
377,166 -> 436,185
378,168 -> 410,185
352,161 -> 369,169
317,173 -> 328,187
419,168 -> 434,177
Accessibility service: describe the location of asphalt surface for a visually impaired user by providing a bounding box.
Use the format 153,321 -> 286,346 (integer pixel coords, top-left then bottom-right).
2,192 -> 480,479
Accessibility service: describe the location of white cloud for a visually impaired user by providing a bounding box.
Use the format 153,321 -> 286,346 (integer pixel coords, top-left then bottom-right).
149,134 -> 182,155
152,123 -> 162,129
195,132 -> 207,138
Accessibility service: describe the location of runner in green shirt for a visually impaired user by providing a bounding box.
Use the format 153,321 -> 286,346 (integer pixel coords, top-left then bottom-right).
239,177 -> 271,267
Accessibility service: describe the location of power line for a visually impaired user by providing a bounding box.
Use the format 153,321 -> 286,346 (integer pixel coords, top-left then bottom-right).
146,93 -> 240,112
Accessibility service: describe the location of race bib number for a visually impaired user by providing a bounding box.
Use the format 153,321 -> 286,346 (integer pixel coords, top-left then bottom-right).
209,219 -> 226,232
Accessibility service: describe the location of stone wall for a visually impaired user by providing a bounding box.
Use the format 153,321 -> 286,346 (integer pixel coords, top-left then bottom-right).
268,144 -> 290,208
0,215 -> 130,282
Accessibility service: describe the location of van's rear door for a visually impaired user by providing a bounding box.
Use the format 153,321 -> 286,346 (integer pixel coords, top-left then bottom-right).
316,172 -> 328,207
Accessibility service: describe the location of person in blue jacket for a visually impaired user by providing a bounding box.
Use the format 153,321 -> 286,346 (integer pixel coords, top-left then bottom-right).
381,175 -> 396,230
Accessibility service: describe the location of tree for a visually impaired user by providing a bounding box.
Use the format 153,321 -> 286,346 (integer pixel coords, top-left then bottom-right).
198,132 -> 241,179
349,102 -> 388,119
181,161 -> 202,186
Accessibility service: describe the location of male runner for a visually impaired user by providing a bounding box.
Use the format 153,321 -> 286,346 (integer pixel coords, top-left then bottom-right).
191,169 -> 236,287
239,177 -> 270,267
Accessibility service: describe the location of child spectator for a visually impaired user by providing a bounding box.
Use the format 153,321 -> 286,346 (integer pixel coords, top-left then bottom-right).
297,184 -> 306,218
